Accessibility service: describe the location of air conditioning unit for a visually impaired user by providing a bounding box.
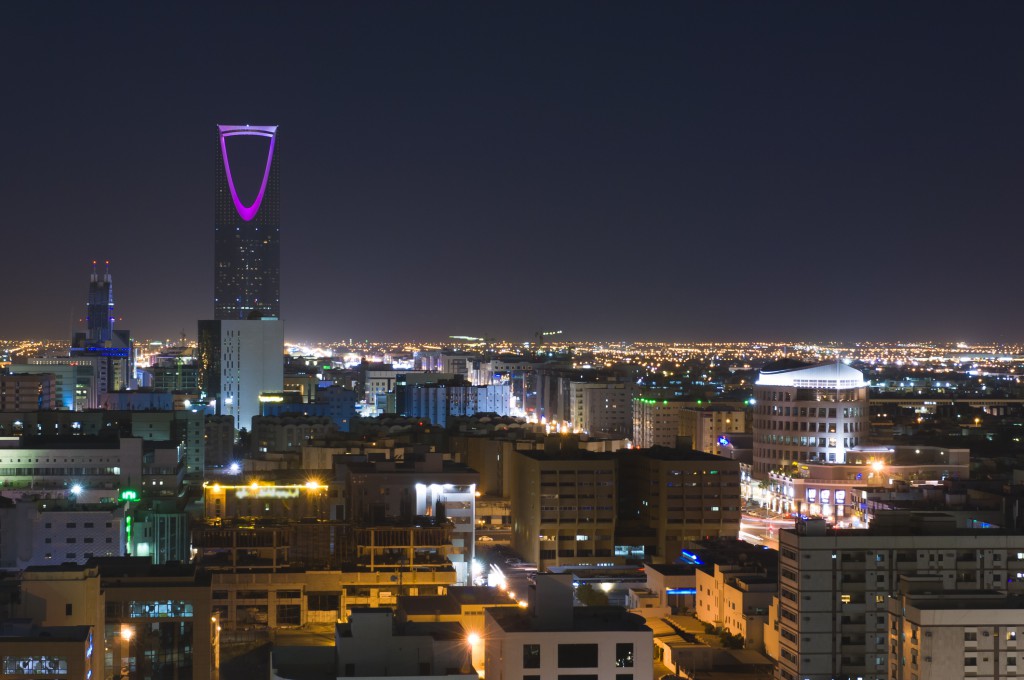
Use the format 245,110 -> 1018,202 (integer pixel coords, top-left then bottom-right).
983,631 -> 991,637
925,631 -> 932,637
925,656 -> 932,662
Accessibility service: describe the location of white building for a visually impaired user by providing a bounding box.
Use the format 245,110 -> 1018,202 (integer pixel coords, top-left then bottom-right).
0,436 -> 144,503
0,500 -> 126,569
777,513 -> 1024,680
570,381 -> 633,437
215,318 -> 284,433
484,574 -> 652,680
753,360 -> 869,476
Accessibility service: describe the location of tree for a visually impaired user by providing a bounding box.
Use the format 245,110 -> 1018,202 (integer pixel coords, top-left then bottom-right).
575,583 -> 609,607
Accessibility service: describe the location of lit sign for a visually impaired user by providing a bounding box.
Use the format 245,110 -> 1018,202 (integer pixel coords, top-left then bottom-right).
666,588 -> 697,595
717,436 -> 731,447
834,490 -> 847,504
235,487 -> 300,499
119,489 -> 139,502
806,488 -> 817,503
820,489 -> 831,505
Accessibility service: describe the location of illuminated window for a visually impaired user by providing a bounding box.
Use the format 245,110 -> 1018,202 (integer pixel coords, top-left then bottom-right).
128,600 -> 194,618
2,656 -> 68,675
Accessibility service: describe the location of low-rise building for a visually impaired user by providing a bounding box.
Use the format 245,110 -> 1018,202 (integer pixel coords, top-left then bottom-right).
335,608 -> 476,678
484,573 -> 652,680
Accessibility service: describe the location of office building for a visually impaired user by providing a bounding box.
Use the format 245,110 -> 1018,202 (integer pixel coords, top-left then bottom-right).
0,498 -> 126,569
337,452 -> 478,584
96,557 -> 215,680
777,514 -> 1024,680
70,262 -> 135,394
617,448 -> 742,562
214,124 -> 280,320
752,360 -> 869,476
0,373 -> 55,411
198,317 -> 284,433
0,436 -> 144,503
0,622 -> 94,680
395,379 -> 512,427
10,360 -> 97,410
509,450 -> 617,570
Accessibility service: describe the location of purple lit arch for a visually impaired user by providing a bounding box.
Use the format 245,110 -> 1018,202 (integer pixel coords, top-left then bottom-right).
218,124 -> 278,222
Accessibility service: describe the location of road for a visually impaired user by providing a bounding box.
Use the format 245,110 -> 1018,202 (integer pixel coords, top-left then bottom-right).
739,511 -> 795,551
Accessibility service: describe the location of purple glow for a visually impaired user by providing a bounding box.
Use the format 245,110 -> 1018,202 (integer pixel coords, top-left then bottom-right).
218,125 -> 278,222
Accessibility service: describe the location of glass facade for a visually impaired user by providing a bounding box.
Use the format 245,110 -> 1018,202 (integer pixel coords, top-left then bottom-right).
214,125 -> 280,321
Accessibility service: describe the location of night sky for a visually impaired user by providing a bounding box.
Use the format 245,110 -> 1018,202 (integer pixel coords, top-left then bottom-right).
4,2 -> 1024,343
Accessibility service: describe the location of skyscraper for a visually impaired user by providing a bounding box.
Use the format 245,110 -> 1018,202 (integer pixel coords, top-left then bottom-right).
214,124 -> 280,320
85,260 -> 114,343
70,262 -> 135,393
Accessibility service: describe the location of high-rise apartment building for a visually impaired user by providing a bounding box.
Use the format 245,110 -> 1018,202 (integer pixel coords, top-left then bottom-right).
214,124 -> 280,321
632,398 -> 686,448
752,360 -> 869,476
777,514 -> 1024,680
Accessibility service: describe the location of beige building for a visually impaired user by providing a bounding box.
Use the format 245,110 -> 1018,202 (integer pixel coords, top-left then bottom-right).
569,381 -> 633,437
679,406 -> 746,455
887,576 -> 1024,680
399,586 -> 522,670
778,514 -> 1024,680
508,450 -> 617,570
0,373 -> 56,411
0,624 -> 93,680
694,563 -> 775,650
617,449 -> 742,562
632,398 -> 686,448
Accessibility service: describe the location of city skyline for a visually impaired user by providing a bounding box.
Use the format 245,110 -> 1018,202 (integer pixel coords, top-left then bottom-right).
5,3 -> 1024,342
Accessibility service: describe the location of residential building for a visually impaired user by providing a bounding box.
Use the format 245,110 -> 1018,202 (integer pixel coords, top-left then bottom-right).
483,573 -> 653,680
679,406 -> 746,455
0,374 -> 56,411
508,450 -> 617,570
886,576 -> 1024,680
570,381 -> 633,437
335,609 -> 476,678
777,513 -> 1024,680
633,398 -> 686,448
694,562 -> 776,650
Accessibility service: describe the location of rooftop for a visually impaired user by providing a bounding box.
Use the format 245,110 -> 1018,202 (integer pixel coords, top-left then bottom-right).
756,360 -> 867,389
488,605 -> 651,633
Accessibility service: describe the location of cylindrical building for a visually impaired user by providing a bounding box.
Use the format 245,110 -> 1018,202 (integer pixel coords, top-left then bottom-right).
752,360 -> 869,476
